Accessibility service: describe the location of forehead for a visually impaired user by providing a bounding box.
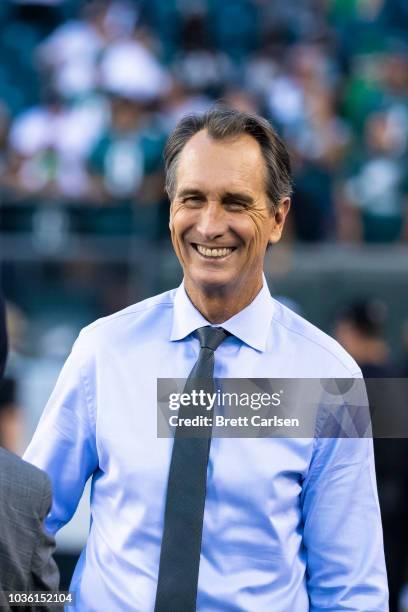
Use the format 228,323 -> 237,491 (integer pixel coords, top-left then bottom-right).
175,129 -> 266,194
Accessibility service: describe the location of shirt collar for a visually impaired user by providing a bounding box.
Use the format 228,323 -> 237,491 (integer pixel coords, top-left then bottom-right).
170,276 -> 274,352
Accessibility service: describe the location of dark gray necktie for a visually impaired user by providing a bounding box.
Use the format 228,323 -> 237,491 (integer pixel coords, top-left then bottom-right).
154,326 -> 230,612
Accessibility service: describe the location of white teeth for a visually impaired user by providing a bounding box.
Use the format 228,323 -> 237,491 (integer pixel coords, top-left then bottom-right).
196,245 -> 234,258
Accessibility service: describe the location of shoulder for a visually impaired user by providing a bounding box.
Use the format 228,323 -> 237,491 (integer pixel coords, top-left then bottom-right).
73,288 -> 177,351
0,448 -> 51,510
271,299 -> 361,377
0,447 -> 49,486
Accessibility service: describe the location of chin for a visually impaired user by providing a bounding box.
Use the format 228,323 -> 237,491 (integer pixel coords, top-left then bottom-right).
188,268 -> 238,293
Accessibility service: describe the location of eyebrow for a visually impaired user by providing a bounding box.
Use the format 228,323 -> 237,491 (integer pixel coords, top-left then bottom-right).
177,188 -> 255,206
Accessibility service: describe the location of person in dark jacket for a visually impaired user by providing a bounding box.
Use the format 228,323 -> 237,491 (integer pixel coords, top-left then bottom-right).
335,299 -> 408,611
0,293 -> 61,611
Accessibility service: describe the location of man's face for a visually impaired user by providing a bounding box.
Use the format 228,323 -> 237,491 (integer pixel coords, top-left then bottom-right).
169,130 -> 289,298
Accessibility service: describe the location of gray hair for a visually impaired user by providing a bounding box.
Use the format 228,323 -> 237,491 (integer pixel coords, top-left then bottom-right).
164,106 -> 292,211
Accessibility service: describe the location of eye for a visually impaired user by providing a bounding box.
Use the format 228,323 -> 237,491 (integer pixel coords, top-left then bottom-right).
225,201 -> 247,211
183,196 -> 204,206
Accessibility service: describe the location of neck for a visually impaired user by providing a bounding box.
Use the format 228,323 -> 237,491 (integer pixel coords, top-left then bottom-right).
184,276 -> 263,324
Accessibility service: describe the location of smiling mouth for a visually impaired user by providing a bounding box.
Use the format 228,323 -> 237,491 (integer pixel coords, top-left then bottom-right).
192,244 -> 237,259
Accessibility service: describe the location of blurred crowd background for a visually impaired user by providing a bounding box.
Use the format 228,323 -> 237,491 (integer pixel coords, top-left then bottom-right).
0,0 -> 407,240
0,0 -> 407,609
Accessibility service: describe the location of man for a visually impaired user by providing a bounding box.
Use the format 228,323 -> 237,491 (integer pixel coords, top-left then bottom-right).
335,299 -> 408,610
24,108 -> 388,610
0,294 -> 61,609
334,299 -> 394,378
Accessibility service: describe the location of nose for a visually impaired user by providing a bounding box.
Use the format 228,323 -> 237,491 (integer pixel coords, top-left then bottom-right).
195,200 -> 227,241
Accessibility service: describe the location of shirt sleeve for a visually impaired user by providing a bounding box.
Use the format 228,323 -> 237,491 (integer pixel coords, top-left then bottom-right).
24,336 -> 98,535
301,432 -> 389,611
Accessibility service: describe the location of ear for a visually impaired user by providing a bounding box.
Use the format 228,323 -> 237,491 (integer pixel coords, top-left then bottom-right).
268,197 -> 291,244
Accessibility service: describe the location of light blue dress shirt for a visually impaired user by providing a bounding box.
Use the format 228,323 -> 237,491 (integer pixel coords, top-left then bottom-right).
24,280 -> 388,611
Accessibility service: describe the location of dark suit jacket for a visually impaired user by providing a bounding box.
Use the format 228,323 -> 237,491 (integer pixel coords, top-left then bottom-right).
0,295 -> 61,610
0,448 -> 61,611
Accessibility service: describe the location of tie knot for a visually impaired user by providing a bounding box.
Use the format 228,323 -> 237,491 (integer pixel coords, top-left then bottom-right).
196,326 -> 229,351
